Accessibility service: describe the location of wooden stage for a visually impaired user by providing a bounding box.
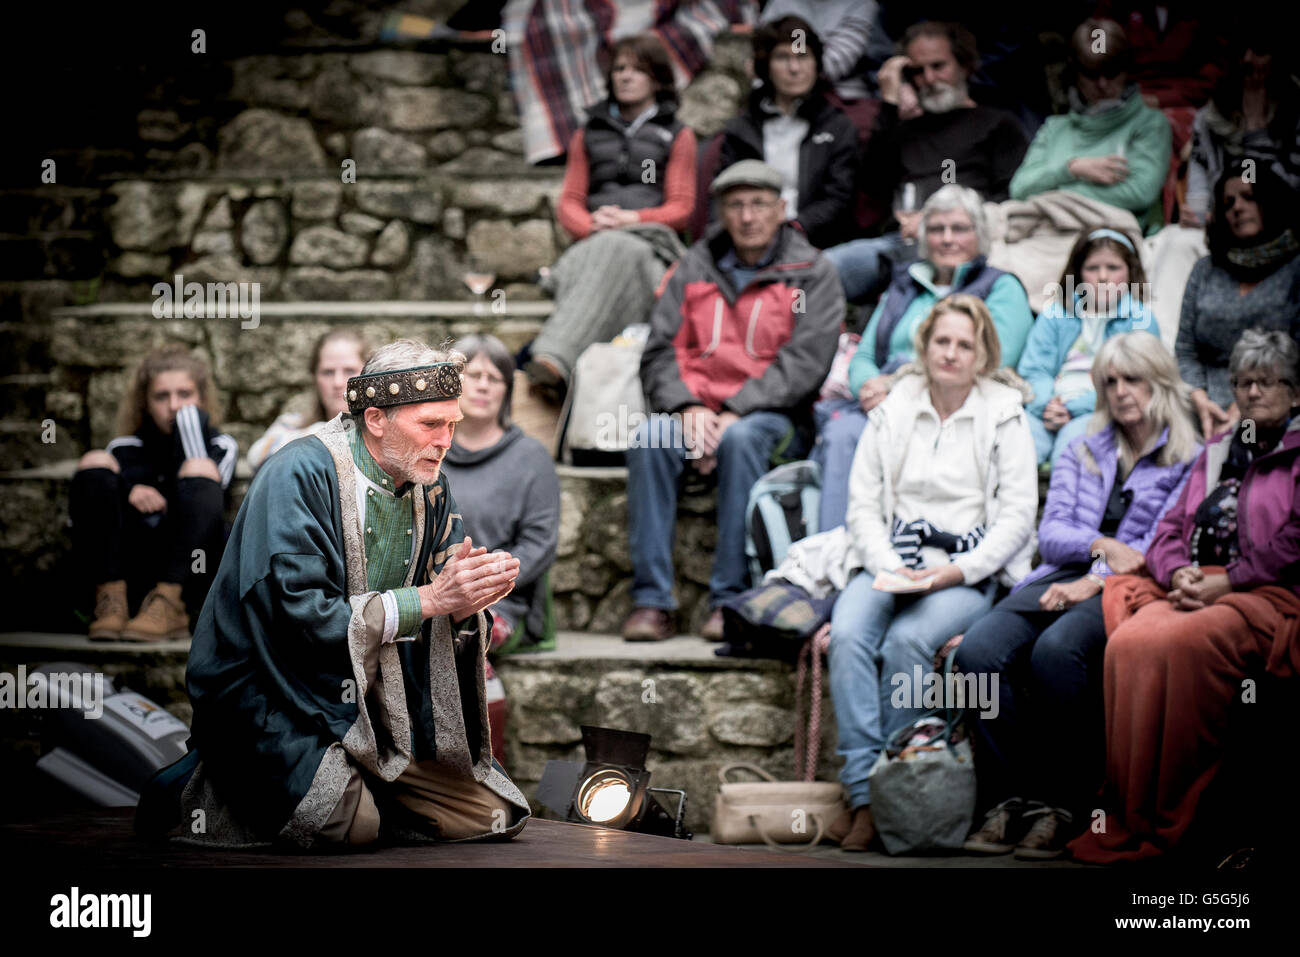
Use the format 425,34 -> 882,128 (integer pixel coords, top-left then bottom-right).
1,809 -> 857,868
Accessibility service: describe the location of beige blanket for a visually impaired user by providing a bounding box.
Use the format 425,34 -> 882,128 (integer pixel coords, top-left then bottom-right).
984,190 -> 1145,314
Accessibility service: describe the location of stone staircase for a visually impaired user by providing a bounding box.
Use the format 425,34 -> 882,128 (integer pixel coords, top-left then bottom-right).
0,630 -> 836,836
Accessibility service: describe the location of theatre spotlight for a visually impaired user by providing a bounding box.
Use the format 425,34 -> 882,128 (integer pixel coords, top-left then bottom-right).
536,726 -> 691,840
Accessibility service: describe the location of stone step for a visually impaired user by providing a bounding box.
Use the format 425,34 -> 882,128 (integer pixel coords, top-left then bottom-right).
0,455 -> 714,639
1,629 -> 831,836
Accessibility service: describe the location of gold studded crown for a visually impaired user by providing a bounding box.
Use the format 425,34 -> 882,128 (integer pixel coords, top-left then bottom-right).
346,362 -> 463,414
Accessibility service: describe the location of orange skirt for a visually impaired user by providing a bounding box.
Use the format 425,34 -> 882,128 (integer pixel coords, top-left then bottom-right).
1068,572 -> 1300,863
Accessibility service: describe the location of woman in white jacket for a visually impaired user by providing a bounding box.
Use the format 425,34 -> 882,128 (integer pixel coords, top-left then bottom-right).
827,293 -> 1039,851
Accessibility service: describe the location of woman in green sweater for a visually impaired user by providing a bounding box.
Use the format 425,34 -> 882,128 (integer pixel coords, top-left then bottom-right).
1009,17 -> 1171,235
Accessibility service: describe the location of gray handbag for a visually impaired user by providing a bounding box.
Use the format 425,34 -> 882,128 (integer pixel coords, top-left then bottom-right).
866,654 -> 977,854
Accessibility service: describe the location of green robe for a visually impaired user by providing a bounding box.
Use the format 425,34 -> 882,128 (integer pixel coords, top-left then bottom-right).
180,415 -> 529,847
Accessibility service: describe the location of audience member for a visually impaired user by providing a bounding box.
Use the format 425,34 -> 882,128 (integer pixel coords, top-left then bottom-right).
957,331 -> 1199,859
1009,18 -> 1171,234
815,185 -> 1032,530
825,21 -> 1030,303
621,160 -> 842,642
716,14 -> 858,249
525,34 -> 697,398
757,0 -> 880,139
505,0 -> 751,165
825,294 -> 1038,851
1018,228 -> 1157,466
442,335 -> 560,655
1176,161 -> 1300,439
70,345 -> 237,641
1069,329 -> 1300,862
1091,2 -> 1228,221
248,328 -> 370,471
1184,30 -> 1300,226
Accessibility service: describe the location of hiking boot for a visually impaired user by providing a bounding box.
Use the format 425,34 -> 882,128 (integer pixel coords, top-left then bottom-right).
699,608 -> 725,641
1015,805 -> 1073,860
963,797 -> 1029,854
121,583 -> 190,641
622,607 -> 675,642
88,580 -> 129,640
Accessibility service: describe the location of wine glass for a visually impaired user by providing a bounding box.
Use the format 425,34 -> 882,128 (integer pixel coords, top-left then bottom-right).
462,259 -> 496,314
894,182 -> 919,245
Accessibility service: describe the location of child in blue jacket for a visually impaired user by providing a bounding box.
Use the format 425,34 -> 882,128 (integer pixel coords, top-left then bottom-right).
1018,228 -> 1159,467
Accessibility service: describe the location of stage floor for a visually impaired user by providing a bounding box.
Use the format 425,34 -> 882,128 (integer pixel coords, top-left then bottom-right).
1,809 -> 859,868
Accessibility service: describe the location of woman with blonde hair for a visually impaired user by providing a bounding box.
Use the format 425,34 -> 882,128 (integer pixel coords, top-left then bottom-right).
70,344 -> 237,641
957,331 -> 1200,859
826,293 -> 1039,851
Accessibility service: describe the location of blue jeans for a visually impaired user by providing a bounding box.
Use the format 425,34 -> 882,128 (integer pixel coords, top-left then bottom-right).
828,570 -> 997,809
954,579 -> 1107,815
625,410 -> 795,609
1027,411 -> 1090,468
823,231 -> 915,303
810,399 -> 867,531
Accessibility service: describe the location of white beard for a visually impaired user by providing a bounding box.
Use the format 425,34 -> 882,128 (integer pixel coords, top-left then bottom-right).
919,80 -> 969,114
379,428 -> 444,486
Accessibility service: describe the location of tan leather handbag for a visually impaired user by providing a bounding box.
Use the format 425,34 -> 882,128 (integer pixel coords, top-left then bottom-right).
712,762 -> 845,850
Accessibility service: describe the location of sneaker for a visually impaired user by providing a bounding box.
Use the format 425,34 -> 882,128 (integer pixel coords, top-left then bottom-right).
622,607 -> 675,642
963,797 -> 1028,854
1015,805 -> 1073,860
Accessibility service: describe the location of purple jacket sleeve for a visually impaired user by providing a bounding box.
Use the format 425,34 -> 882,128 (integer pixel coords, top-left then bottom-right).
1144,455 -> 1203,587
1035,441 -> 1102,566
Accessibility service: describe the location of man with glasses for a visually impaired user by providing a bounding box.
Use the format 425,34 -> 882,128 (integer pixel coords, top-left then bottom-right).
621,160 -> 843,641
1009,17 -> 1171,234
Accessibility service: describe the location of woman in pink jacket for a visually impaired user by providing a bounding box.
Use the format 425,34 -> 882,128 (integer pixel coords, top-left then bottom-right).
1070,328 -> 1300,862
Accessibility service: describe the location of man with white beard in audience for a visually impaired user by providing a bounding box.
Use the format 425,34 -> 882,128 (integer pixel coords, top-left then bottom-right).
825,21 -> 1030,303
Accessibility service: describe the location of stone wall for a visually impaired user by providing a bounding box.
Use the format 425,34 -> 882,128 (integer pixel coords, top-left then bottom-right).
497,653 -> 839,835
0,32 -> 751,472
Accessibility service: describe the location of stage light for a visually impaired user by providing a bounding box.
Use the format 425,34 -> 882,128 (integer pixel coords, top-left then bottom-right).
536,726 -> 691,839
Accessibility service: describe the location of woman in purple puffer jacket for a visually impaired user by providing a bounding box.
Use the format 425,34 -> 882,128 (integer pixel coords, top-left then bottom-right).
954,331 -> 1202,859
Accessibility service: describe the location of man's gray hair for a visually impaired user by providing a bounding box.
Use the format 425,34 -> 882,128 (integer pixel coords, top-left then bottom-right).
353,338 -> 466,433
917,184 -> 990,261
1229,328 -> 1299,384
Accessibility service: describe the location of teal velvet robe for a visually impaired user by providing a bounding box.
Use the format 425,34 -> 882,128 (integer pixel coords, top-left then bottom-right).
181,416 -> 529,847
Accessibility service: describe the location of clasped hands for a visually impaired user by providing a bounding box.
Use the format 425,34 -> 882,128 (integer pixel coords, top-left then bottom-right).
590,205 -> 640,231
1168,565 -> 1231,610
681,405 -> 740,476
418,536 -> 519,623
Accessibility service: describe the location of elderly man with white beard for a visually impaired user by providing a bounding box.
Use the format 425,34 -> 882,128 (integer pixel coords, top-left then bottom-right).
140,338 -> 532,851
825,21 -> 1030,303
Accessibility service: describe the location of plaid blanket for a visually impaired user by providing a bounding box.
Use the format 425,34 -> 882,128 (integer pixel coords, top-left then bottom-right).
503,0 -> 757,164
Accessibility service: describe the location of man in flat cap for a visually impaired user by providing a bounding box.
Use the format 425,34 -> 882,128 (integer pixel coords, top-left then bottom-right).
154,339 -> 531,849
622,159 -> 843,641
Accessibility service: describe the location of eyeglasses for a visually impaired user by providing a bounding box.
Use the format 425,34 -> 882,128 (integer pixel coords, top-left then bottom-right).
721,198 -> 780,214
925,223 -> 974,237
463,371 -> 507,387
1231,375 -> 1290,392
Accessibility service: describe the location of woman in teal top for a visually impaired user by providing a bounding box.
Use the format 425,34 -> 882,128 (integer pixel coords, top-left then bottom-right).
814,185 -> 1033,530
1008,18 -> 1172,235
1017,228 -> 1159,467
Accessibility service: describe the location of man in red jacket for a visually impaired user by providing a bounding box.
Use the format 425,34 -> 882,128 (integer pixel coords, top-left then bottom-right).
622,160 -> 843,641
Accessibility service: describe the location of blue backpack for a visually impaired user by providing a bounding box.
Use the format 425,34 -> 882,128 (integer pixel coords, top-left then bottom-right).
745,460 -> 822,584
